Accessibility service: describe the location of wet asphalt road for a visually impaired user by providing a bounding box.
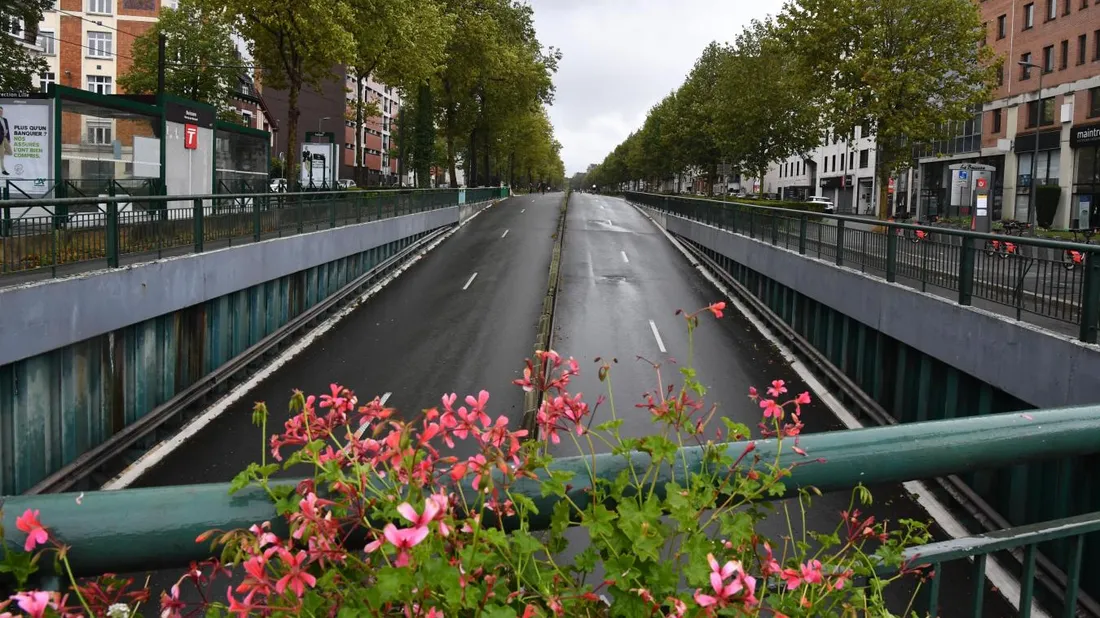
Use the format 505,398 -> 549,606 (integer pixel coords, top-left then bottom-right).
130,191 -> 1016,616
132,192 -> 562,488
548,194 -> 1016,617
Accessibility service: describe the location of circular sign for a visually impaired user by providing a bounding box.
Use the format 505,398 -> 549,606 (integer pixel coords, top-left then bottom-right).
976,177 -> 988,190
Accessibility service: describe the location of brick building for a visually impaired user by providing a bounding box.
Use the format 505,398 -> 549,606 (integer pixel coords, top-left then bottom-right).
265,68 -> 405,187
915,0 -> 1100,227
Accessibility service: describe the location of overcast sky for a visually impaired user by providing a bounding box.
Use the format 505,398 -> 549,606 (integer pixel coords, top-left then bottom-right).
527,0 -> 785,176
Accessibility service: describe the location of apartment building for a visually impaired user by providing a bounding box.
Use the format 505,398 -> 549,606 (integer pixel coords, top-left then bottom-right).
916,0 -> 1100,227
343,72 -> 402,186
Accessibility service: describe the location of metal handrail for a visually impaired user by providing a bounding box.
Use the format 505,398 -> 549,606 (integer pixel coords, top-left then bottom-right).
1,406 -> 1097,576
634,192 -> 1100,253
3,187 -> 483,209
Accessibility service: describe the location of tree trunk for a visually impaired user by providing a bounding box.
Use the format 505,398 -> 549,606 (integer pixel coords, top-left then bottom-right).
286,81 -> 301,187
482,130 -> 490,187
508,151 -> 515,187
876,142 -> 889,220
468,128 -> 478,187
446,135 -> 458,188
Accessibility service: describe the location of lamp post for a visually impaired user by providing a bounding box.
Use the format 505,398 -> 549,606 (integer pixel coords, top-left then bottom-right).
1018,60 -> 1043,233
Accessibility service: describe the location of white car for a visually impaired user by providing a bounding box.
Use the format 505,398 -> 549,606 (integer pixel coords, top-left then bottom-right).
337,179 -> 357,190
806,196 -> 835,213
269,178 -> 288,193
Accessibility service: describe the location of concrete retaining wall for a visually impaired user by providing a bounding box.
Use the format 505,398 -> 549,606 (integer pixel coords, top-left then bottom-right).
642,206 -> 1100,409
0,207 -> 459,366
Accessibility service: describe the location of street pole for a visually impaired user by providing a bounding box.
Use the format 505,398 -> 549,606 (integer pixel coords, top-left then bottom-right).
1020,60 -> 1043,234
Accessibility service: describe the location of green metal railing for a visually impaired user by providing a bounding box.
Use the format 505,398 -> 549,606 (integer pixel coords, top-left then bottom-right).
1,187 -> 507,279
626,192 -> 1100,343
1,406 -> 1098,615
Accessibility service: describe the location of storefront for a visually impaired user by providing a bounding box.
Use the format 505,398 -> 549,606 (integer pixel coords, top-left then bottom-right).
1071,121 -> 1100,229
820,175 -> 853,212
1013,129 -> 1061,223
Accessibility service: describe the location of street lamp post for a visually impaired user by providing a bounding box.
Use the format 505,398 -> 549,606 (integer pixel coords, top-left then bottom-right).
1018,60 -> 1043,233
317,116 -> 331,134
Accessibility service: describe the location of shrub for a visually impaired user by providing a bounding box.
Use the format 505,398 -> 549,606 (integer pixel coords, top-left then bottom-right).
0,303 -> 930,617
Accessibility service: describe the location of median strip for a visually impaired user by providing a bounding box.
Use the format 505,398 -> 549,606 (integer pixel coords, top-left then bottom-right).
522,190 -> 570,435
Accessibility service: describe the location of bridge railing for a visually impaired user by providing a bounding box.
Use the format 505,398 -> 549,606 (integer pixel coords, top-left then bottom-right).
625,191 -> 1100,344
2,406 -> 1098,615
0,187 -> 508,280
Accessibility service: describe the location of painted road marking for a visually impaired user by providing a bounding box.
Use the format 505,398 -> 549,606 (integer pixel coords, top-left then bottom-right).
521,209 -> 526,213
621,251 -> 629,263
501,229 -> 509,238
631,202 -> 1047,618
648,320 -> 667,353
463,272 -> 478,290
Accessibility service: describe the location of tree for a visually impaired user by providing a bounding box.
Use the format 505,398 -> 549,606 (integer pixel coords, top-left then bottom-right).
779,0 -> 999,218
716,19 -> 821,197
670,42 -> 728,195
211,0 -> 356,184
118,0 -> 241,112
0,0 -> 51,92
346,0 -> 451,182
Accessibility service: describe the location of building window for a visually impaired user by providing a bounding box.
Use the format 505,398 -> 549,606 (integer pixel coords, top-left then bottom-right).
86,120 -> 112,144
1043,45 -> 1054,72
1021,52 -> 1033,79
1046,0 -> 1056,19
832,154 -> 837,170
1084,0 -> 1089,8
997,14 -> 1006,38
1096,29 -> 1100,60
87,0 -> 111,14
86,74 -> 112,94
36,30 -> 55,55
1061,39 -> 1070,68
38,72 -> 55,92
241,111 -> 253,126
993,108 -> 1003,133
4,15 -> 23,37
1081,34 -> 1089,64
859,150 -> 869,168
1027,97 -> 1056,127
1065,0 -> 1072,13
1090,86 -> 1100,118
997,64 -> 1004,86
1023,2 -> 1034,28
87,31 -> 112,58
849,152 -> 854,169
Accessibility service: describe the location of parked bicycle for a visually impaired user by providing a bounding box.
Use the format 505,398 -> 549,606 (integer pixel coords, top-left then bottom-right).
1062,227 -> 1098,270
985,219 -> 1029,259
891,213 -> 937,244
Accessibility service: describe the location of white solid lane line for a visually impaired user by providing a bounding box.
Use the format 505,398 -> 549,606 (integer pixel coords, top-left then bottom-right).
649,319 -> 667,353
463,272 -> 478,290
621,251 -> 629,263
501,229 -> 509,238
521,209 -> 526,213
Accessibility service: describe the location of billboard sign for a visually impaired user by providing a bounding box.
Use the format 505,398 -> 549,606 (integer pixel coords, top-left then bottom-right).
0,98 -> 52,196
300,142 -> 334,188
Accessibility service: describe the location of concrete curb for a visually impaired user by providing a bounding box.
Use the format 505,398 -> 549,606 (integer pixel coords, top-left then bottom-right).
522,190 -> 570,436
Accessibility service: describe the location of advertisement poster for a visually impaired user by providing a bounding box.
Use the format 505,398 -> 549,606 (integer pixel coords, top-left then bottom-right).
300,143 -> 334,188
0,99 -> 51,196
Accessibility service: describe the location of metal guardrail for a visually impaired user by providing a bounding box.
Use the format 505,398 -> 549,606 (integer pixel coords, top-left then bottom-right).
0,187 -> 506,279
1,407 -> 1098,585
626,192 -> 1100,343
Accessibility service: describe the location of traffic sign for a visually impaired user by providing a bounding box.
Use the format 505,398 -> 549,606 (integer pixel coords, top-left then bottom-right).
958,170 -> 968,180
976,177 -> 988,190
184,124 -> 198,150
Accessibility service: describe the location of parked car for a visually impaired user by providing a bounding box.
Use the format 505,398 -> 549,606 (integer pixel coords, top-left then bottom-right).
270,178 -> 288,193
337,179 -> 357,190
806,196 -> 835,213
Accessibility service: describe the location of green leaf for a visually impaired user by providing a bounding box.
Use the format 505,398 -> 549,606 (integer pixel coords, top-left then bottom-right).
582,504 -> 618,539
721,418 -> 752,440
481,607 -> 518,618
638,434 -> 678,464
375,566 -> 413,603
718,511 -> 755,549
540,469 -> 575,498
594,419 -> 624,432
573,546 -> 600,573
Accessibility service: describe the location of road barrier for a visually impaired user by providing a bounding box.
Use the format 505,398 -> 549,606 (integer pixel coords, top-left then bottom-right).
1,187 -> 507,280
626,192 -> 1100,343
1,406 -> 1098,615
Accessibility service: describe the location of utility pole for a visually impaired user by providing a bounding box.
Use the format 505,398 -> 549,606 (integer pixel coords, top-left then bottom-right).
1019,59 -> 1043,234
